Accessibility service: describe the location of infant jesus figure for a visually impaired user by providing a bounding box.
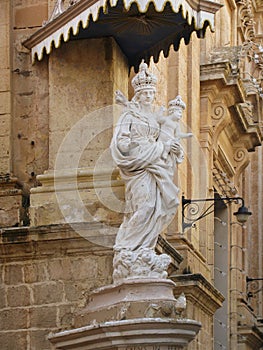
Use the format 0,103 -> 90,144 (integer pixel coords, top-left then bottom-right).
158,95 -> 193,161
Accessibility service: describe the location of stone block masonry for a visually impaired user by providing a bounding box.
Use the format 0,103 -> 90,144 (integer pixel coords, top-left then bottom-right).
0,224 -> 114,350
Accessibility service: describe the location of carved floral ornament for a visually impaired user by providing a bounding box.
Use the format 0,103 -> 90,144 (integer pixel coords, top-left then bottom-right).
237,0 -> 256,40
235,0 -> 263,97
23,0 -> 221,69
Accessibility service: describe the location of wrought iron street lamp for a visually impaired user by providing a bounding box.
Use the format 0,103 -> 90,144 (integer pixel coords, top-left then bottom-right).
182,196 -> 252,231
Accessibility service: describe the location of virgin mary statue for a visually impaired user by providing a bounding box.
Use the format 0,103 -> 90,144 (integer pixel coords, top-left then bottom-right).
110,61 -> 185,283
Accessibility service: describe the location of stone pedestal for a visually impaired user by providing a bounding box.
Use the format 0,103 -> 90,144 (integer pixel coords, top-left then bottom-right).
49,279 -> 201,349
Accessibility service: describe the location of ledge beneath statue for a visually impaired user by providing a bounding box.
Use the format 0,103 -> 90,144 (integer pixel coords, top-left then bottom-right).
50,317 -> 201,350
74,279 -> 178,326
49,278 -> 201,349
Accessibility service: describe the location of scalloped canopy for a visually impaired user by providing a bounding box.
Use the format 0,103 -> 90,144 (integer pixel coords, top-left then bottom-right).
23,0 -> 222,70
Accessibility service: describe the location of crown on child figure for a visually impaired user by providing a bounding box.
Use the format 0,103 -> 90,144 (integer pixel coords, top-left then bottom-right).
132,60 -> 157,93
168,95 -> 186,110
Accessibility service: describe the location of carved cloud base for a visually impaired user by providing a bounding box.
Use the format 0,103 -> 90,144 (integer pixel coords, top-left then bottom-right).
49,279 -> 201,349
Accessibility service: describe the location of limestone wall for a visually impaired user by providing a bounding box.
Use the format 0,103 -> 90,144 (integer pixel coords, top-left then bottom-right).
0,225 -> 114,349
12,0 -> 49,182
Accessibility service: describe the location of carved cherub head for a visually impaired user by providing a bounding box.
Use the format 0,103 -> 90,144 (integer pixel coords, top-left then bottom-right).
168,95 -> 186,121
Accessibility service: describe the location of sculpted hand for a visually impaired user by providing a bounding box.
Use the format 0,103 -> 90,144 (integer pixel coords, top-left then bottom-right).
170,141 -> 182,156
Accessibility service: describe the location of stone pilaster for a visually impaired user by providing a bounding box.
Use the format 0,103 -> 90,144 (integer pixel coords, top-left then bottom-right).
0,2 -> 22,228
0,0 -> 11,174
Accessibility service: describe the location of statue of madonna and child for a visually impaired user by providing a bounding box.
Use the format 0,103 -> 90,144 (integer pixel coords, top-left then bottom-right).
110,61 -> 192,284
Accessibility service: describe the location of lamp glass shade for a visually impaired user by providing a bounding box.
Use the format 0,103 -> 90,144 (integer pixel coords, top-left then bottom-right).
234,206 -> 252,223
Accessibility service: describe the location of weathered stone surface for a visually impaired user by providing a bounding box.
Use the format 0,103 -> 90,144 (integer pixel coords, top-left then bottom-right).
0,287 -> 6,308
48,37 -> 128,169
7,285 -> 31,307
24,261 -> 47,283
4,264 -> 24,285
1,0 -> 263,349
14,3 -> 48,28
30,306 -> 57,328
0,91 -> 11,114
0,184 -> 22,227
0,308 -> 28,330
0,331 -> 27,349
30,329 -> 54,350
50,318 -> 201,350
74,279 -> 180,327
32,281 -> 64,305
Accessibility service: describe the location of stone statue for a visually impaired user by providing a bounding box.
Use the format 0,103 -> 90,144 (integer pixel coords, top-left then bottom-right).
111,61 -> 185,283
157,96 -> 192,161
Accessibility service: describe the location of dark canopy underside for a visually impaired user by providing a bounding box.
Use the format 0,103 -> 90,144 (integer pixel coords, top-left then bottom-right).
70,2 -> 209,69
23,0 -> 221,70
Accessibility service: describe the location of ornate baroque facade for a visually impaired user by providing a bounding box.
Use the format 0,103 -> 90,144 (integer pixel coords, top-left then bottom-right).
0,0 -> 263,349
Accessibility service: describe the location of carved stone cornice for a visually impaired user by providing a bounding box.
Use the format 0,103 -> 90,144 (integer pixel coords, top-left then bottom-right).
208,46 -> 241,74
0,223 -> 181,267
158,235 -> 184,270
200,60 -> 245,103
230,102 -> 263,149
201,61 -> 236,87
204,44 -> 263,100
201,50 -> 263,156
0,223 -> 115,262
171,273 -> 224,316
238,325 -> 263,349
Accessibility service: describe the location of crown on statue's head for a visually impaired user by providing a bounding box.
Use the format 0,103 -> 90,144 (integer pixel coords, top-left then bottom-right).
168,95 -> 186,110
132,60 -> 157,93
